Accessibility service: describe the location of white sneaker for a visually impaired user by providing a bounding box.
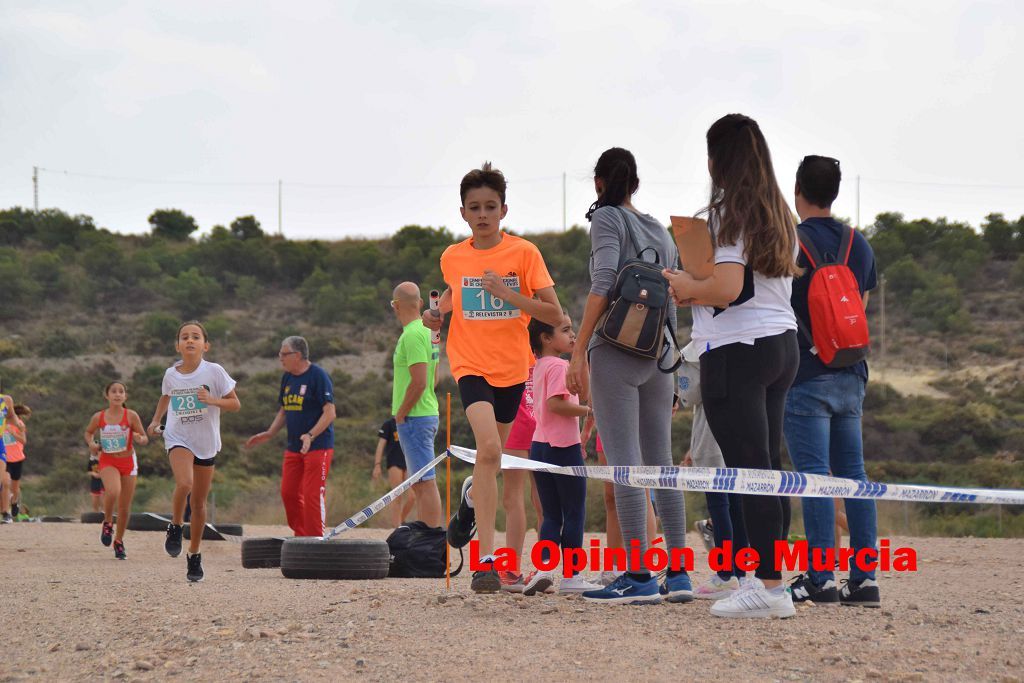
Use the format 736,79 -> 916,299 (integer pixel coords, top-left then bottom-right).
598,570 -> 624,586
559,574 -> 604,594
710,578 -> 796,619
693,574 -> 739,600
523,570 -> 555,596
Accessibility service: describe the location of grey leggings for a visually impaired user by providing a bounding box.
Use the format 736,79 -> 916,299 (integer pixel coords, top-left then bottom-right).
590,343 -> 687,572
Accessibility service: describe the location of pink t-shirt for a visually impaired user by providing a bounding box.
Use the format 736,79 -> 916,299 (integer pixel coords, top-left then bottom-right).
504,367 -> 536,451
531,355 -> 581,448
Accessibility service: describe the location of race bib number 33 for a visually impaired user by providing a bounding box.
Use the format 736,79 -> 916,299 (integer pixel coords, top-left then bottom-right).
461,276 -> 521,320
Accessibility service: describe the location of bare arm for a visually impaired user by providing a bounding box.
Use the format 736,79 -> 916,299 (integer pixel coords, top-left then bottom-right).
5,396 -> 23,430
298,402 -> 337,454
197,387 -> 240,413
546,395 -> 591,419
395,363 -> 428,423
662,263 -> 745,308
128,410 -> 149,446
148,395 -> 170,436
84,413 -> 101,454
422,288 -> 453,331
482,278 -> 563,326
10,426 -> 26,445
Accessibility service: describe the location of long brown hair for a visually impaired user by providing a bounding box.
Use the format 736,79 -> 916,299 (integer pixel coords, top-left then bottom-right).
702,114 -> 799,278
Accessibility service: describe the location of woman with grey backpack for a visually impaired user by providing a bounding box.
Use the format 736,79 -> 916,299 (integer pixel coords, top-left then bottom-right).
566,147 -> 691,606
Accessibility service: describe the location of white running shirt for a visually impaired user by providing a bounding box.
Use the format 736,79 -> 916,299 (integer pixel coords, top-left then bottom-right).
161,359 -> 236,460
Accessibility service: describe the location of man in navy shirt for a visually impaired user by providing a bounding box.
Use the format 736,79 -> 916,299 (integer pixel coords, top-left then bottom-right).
246,336 -> 337,536
784,156 -> 881,608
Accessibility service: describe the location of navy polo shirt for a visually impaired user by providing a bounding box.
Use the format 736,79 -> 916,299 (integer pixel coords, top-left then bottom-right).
791,217 -> 878,386
279,363 -> 335,452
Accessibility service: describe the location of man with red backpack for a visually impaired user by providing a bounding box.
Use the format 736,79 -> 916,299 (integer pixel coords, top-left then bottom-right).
784,155 -> 881,608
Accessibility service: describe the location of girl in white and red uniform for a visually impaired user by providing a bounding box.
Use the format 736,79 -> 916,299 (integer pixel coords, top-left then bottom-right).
84,381 -> 149,560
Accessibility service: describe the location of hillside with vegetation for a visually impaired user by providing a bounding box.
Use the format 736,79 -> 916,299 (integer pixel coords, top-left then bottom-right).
2,206 -> 1023,536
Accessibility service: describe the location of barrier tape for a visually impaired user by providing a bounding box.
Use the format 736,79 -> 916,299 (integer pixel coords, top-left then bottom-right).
144,512 -> 243,544
324,451 -> 447,539
449,445 -> 1024,506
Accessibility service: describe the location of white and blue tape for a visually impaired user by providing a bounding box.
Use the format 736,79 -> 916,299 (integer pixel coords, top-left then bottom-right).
325,445 -> 1024,536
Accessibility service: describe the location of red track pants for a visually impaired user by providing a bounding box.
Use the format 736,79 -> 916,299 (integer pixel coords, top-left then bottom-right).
281,448 -> 333,536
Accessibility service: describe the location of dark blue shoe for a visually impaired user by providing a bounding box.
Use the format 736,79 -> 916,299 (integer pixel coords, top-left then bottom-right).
659,571 -> 694,603
582,573 -> 661,605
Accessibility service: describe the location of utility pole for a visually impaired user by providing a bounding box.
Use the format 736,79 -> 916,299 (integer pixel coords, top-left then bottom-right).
856,175 -> 861,229
33,166 -> 39,212
278,180 -> 283,237
880,273 -> 886,398
562,172 -> 567,231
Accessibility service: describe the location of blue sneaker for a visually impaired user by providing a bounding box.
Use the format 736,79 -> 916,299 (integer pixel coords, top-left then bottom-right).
582,573 -> 661,605
659,571 -> 694,603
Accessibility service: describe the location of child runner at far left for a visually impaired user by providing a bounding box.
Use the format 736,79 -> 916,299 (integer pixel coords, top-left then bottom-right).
84,382 -> 149,559
424,162 -> 564,594
147,320 -> 240,583
521,313 -> 603,596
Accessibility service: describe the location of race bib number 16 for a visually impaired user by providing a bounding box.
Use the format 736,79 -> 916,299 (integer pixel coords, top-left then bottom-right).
461,276 -> 521,320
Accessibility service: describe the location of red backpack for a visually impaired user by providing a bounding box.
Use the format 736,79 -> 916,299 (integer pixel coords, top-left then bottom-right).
797,225 -> 870,368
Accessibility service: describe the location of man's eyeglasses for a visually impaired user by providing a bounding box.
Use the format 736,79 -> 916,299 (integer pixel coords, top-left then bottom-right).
278,351 -> 299,358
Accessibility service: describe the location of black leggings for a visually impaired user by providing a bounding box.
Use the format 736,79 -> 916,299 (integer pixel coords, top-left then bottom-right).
700,330 -> 798,581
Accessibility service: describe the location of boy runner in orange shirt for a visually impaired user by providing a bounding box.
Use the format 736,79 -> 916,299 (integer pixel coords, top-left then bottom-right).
424,162 -> 563,593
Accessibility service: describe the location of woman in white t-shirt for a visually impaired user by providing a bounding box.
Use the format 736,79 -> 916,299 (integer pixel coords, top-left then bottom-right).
147,320 -> 240,583
663,114 -> 800,619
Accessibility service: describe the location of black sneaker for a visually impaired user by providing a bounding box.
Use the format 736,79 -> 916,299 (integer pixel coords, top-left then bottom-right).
470,561 -> 500,594
113,540 -> 126,560
165,523 -> 183,558
11,500 -> 19,517
446,476 -> 475,549
840,578 -> 880,607
1,512 -> 12,524
788,573 -> 839,604
100,521 -> 113,546
186,553 -> 204,582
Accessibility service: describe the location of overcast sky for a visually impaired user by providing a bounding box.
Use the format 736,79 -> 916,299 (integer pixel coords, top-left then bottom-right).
2,1 -> 1021,240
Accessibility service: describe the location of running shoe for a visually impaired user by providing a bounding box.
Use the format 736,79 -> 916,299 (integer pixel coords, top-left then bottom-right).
839,578 -> 881,608
693,574 -> 739,600
1,512 -> 12,524
498,571 -> 525,593
710,577 -> 795,619
788,573 -> 839,604
659,571 -> 694,603
113,540 -> 126,560
582,573 -> 661,605
470,560 -> 500,594
11,500 -> 19,517
446,476 -> 475,549
523,570 -> 555,596
100,521 -> 113,546
694,519 -> 714,552
558,574 -> 603,594
598,570 -> 624,586
165,523 -> 183,558
186,553 -> 204,582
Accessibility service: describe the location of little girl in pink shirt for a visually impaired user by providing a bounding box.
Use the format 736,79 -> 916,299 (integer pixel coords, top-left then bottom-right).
522,313 -> 602,596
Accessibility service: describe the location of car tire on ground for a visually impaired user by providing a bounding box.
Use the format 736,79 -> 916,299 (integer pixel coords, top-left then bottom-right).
241,537 -> 286,568
126,512 -> 173,531
183,523 -> 243,540
80,512 -> 108,524
280,538 -> 389,580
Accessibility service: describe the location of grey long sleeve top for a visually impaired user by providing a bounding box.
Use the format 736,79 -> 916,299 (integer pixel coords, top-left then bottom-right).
588,204 -> 679,351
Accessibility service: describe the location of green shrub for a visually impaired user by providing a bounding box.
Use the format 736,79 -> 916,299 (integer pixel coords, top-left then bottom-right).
38,329 -> 83,358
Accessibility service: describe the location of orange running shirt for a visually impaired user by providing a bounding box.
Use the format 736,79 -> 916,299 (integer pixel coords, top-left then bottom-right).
441,233 -> 554,387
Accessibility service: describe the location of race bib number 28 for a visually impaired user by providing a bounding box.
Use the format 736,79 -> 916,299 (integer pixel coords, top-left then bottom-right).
171,388 -> 207,417
461,276 -> 521,320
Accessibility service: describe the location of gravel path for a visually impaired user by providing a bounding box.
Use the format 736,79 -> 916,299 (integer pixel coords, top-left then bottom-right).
2,523 -> 1023,682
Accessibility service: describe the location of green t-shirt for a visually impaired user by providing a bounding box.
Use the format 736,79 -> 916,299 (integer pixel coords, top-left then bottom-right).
392,320 -> 439,417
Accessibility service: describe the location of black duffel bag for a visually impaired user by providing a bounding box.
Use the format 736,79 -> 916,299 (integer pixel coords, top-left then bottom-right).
385,521 -> 463,578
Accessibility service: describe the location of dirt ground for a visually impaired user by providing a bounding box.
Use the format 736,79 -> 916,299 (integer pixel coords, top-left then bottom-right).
2,523 -> 1023,683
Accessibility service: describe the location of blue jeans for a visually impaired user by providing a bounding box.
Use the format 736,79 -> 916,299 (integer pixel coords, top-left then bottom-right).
396,415 -> 439,481
784,372 -> 876,584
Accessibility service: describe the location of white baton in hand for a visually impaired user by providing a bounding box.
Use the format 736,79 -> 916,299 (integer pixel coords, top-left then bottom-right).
429,289 -> 441,344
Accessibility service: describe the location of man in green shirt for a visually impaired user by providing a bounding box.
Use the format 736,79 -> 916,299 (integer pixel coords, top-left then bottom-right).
391,281 -> 441,526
